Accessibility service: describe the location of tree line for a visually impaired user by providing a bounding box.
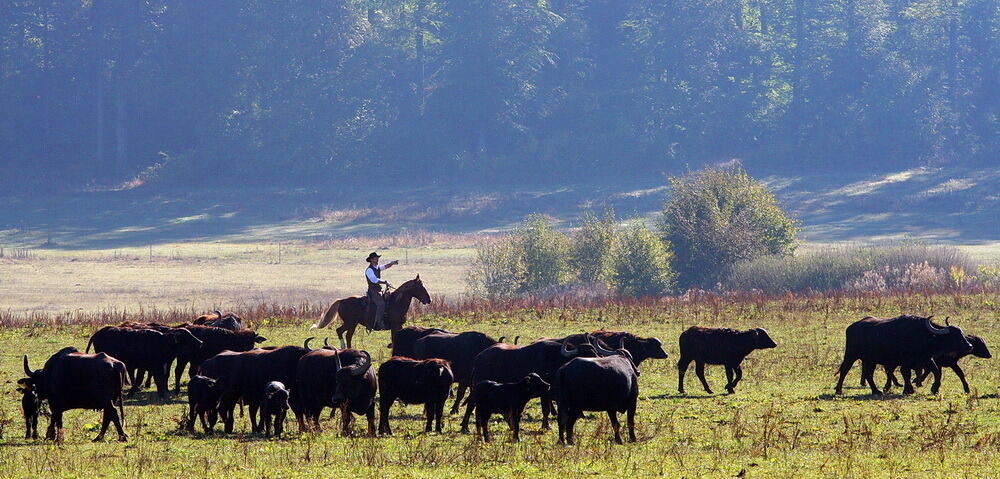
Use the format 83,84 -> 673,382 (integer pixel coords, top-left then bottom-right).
2,1 -> 996,190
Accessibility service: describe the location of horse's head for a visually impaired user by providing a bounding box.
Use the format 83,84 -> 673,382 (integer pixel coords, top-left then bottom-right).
403,275 -> 432,305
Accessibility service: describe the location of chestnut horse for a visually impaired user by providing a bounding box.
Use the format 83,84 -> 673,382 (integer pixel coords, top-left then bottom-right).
312,275 -> 432,349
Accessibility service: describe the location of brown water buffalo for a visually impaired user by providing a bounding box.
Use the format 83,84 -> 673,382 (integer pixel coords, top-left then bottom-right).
197,338 -> 314,434
555,339 -> 640,445
465,373 -> 551,443
293,347 -> 377,436
461,339 -> 598,432
172,325 -> 267,393
412,330 -> 498,413
834,315 -> 972,395
390,326 -> 450,358
22,347 -> 129,442
677,326 -> 777,394
378,357 -> 454,435
87,325 -> 203,398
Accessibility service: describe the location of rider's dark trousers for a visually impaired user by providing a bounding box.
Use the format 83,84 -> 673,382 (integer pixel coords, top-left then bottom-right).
368,287 -> 385,327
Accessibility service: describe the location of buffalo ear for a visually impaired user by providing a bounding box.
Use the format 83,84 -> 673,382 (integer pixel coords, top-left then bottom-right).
415,274 -> 420,281
16,387 -> 25,393
255,335 -> 267,343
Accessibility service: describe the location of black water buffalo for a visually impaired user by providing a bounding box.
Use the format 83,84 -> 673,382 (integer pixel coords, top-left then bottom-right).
879,333 -> 991,394
186,375 -> 225,433
193,310 -> 245,330
835,315 -> 973,395
589,330 -> 669,366
465,373 -> 551,443
172,325 -> 267,393
198,338 -> 314,434
390,326 -> 450,358
378,357 -> 454,435
261,381 -> 290,437
22,348 -> 129,442
461,339 -> 598,432
412,330 -> 498,413
293,347 -> 377,436
554,340 -> 640,445
16,378 -> 42,439
677,326 -> 777,394
87,325 -> 203,398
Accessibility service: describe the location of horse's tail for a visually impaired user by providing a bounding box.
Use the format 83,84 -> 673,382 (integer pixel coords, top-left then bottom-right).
313,300 -> 343,329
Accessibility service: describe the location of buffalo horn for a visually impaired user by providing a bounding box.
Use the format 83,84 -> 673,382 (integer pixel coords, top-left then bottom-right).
334,350 -> 343,372
324,337 -> 330,348
304,337 -> 315,350
352,351 -> 372,376
925,317 -> 948,335
514,336 -> 520,345
945,316 -> 951,326
560,341 -> 577,358
23,354 -> 32,376
590,336 -> 617,356
499,336 -> 506,344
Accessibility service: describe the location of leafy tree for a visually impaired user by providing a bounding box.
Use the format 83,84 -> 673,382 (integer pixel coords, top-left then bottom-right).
570,210 -> 620,285
611,223 -> 676,296
661,164 -> 799,288
514,214 -> 572,292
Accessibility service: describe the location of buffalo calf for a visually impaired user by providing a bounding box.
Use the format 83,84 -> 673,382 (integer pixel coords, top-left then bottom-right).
16,378 -> 41,439
677,326 -> 777,394
465,373 -> 551,443
261,381 -> 290,437
378,357 -> 454,435
187,375 -> 225,433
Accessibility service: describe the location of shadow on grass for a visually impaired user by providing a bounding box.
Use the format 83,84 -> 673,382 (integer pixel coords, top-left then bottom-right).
125,390 -> 185,406
647,393 -> 719,400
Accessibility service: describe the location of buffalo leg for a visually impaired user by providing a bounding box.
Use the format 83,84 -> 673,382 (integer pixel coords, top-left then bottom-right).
724,366 -> 735,394
46,411 -> 58,440
435,401 -> 445,433
339,405 -> 352,436
423,403 -> 433,433
460,401 -> 475,434
626,405 -> 636,443
153,368 -> 169,399
732,365 -> 743,392
566,410 -> 578,445
951,365 -> 969,393
95,407 -> 112,441
174,359 -> 188,394
187,403 -> 197,432
109,405 -> 127,441
557,405 -> 567,444
450,384 -> 467,414
540,393 -> 553,430
901,367 -> 915,394
379,397 -> 393,436
249,403 -> 261,434
263,412 -> 272,437
510,407 -> 523,443
882,366 -> 895,392
222,403 -> 235,434
861,361 -> 881,395
608,411 -> 622,444
677,356 -> 692,394
695,361 -> 713,394
834,356 -> 857,395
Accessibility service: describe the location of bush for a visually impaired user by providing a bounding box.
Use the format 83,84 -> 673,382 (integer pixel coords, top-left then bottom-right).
611,223 -> 676,296
661,163 -> 799,288
515,214 -> 572,292
570,211 -> 619,285
465,237 -> 527,299
726,244 -> 980,293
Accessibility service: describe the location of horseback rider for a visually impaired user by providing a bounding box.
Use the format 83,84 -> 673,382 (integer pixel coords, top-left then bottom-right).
365,252 -> 399,330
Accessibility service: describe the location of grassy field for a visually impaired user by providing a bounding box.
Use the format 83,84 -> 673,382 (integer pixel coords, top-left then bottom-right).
1,293 -> 999,478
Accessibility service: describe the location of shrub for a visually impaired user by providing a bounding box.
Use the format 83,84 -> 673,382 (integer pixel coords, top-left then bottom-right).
661,163 -> 799,289
570,211 -> 619,286
611,223 -> 676,296
515,214 -> 572,292
465,237 -> 527,299
726,244 -> 979,293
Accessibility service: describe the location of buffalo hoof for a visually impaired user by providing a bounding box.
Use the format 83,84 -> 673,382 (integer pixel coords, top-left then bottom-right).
726,387 -> 735,394
903,387 -> 915,395
117,435 -> 128,442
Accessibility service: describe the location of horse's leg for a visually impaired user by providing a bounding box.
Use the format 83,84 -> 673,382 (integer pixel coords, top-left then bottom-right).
345,325 -> 356,349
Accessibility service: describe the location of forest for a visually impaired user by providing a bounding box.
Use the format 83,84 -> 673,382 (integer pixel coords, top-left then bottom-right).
1,0 -> 997,190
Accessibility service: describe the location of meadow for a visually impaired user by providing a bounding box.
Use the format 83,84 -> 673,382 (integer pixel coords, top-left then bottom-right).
1,291 -> 999,478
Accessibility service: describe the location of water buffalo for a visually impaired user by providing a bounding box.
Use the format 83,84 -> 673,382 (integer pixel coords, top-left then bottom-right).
378,357 -> 454,435
16,378 -> 41,439
391,326 -> 450,358
87,325 -> 203,398
293,347 -> 377,436
554,339 -> 640,445
465,373 -> 551,443
461,339 -> 598,432
261,381 -> 290,437
187,375 -> 225,433
412,330 -> 498,413
835,315 -> 973,395
193,310 -> 245,330
22,348 -> 129,442
879,333 -> 991,394
677,326 -> 777,394
589,330 -> 669,366
198,338 -> 314,434
172,325 -> 267,393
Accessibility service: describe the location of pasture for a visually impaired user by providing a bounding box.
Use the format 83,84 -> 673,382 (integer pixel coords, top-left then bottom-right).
1,293 -> 999,478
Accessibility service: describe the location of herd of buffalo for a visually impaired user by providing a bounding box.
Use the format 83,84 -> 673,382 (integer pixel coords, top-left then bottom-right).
14,311 -> 992,445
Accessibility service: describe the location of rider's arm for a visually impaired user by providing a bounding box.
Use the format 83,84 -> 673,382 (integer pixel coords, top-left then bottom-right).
384,260 -> 399,269
366,268 -> 381,284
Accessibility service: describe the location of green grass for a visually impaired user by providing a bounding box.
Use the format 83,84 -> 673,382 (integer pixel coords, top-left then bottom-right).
1,293 -> 1000,477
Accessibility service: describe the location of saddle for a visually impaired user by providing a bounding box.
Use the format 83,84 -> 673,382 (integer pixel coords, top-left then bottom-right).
360,291 -> 393,331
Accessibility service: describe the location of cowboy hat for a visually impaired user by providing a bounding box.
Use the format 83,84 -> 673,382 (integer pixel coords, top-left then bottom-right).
366,252 -> 381,262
